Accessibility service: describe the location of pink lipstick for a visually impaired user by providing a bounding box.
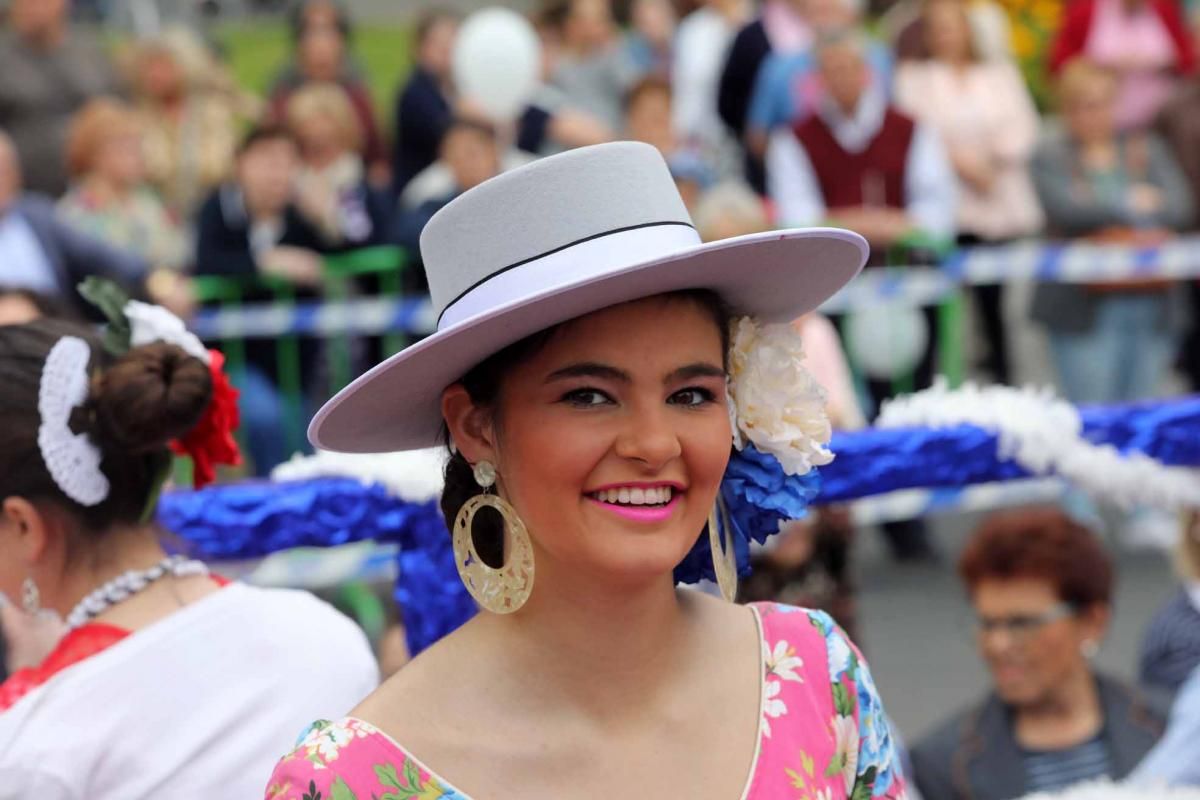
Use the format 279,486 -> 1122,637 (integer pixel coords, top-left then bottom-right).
585,492 -> 681,523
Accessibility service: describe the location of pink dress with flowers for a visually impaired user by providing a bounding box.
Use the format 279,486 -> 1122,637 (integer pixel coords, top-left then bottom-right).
265,602 -> 908,800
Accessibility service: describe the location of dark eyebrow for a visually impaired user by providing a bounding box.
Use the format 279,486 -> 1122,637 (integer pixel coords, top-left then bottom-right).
544,362 -> 631,384
666,363 -> 727,383
544,361 -> 726,385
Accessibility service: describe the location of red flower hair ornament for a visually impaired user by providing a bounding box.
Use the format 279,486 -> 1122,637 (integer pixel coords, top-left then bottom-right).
80,278 -> 243,489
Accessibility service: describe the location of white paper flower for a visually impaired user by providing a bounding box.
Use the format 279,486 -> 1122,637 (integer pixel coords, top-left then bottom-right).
727,317 -> 833,476
878,379 -> 1200,512
123,301 -> 210,364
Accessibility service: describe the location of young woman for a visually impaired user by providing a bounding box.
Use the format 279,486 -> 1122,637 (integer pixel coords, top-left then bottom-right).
265,142 -> 906,799
0,308 -> 378,795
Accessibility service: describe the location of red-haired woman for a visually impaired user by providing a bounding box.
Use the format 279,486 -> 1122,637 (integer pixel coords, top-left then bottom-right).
911,507 -> 1165,800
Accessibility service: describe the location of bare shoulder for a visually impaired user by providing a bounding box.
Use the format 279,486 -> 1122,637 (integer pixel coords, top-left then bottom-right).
349,618 -> 487,748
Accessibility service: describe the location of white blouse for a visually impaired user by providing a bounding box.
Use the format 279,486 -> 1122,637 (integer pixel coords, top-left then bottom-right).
0,582 -> 379,798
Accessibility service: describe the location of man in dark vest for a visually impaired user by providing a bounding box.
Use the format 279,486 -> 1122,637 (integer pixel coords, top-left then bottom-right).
766,26 -> 955,251
767,29 -> 956,560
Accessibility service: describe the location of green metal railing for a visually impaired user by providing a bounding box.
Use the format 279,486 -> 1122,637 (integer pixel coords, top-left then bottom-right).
193,246 -> 409,456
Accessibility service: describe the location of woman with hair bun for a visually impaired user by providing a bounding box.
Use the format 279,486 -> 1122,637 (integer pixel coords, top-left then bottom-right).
0,310 -> 378,796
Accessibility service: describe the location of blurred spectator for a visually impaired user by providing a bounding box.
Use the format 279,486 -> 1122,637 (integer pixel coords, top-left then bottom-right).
912,508 -> 1165,800
1156,75 -> 1200,390
767,29 -> 956,251
58,99 -> 187,274
1130,663 -> 1200,788
0,129 -> 147,317
287,83 -> 391,251
516,13 -> 618,158
672,0 -> 751,178
0,0 -> 121,197
128,30 -> 257,223
544,0 -> 643,132
193,123 -> 325,291
885,0 -> 1013,62
625,76 -> 678,155
895,0 -> 1042,385
624,77 -> 716,208
393,118 -> 502,291
1049,0 -> 1196,132
392,9 -> 459,197
745,0 -> 893,160
0,288 -> 68,327
716,0 -> 811,189
1138,511 -> 1200,702
193,124 -> 326,474
623,0 -> 678,76
1030,59 -> 1195,407
269,9 -> 388,184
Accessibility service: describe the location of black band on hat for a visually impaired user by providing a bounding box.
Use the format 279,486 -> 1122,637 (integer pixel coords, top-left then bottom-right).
435,220 -> 696,327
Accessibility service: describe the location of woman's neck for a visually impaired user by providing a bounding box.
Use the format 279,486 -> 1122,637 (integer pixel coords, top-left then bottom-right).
48,525 -> 169,619
1014,668 -> 1104,750
476,565 -> 698,721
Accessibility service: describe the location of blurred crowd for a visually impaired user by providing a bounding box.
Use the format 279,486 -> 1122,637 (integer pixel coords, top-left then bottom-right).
2,0 -> 1200,472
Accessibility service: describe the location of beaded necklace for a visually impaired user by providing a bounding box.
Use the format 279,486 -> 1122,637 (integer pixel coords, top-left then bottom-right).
64,555 -> 209,631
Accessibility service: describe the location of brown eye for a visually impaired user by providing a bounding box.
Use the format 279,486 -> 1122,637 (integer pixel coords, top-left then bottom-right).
561,389 -> 613,407
669,388 -> 715,407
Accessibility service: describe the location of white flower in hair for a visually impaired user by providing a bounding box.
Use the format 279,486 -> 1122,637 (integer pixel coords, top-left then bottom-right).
38,336 -> 110,506
727,317 -> 833,476
123,301 -> 210,364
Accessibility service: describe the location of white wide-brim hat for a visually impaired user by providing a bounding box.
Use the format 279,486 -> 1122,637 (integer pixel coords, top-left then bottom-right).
311,142 -> 868,453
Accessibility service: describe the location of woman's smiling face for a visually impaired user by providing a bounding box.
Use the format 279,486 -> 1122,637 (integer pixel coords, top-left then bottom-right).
446,294 -> 731,587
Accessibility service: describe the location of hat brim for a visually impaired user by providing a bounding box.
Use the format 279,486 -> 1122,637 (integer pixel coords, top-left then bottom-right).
310,228 -> 867,453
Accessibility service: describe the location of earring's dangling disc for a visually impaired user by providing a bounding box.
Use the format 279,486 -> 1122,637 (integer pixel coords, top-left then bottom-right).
709,500 -> 738,602
452,494 -> 535,614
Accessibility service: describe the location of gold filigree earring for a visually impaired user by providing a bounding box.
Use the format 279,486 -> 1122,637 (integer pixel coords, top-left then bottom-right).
708,497 -> 738,602
452,460 -> 535,614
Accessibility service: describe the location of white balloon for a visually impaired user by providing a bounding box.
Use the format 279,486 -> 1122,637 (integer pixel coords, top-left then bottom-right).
452,8 -> 542,123
844,303 -> 930,380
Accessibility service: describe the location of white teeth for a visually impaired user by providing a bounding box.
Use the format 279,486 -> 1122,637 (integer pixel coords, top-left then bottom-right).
593,487 -> 674,506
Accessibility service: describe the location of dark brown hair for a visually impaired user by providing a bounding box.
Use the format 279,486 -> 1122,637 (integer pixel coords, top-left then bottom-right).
237,122 -> 297,158
959,506 -> 1115,610
0,318 -> 213,534
439,291 -> 731,564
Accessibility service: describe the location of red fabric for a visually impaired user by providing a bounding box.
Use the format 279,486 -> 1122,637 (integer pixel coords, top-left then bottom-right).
0,623 -> 130,711
0,576 -> 230,711
1049,0 -> 1197,75
793,108 -> 916,211
170,349 -> 242,489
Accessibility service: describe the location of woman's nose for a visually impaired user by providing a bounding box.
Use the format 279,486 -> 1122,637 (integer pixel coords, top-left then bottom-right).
613,406 -> 682,470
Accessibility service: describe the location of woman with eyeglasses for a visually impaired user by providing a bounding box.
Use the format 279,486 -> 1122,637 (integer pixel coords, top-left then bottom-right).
910,507 -> 1165,800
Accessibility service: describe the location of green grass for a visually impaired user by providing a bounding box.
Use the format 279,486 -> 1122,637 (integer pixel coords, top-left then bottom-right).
214,22 -> 414,129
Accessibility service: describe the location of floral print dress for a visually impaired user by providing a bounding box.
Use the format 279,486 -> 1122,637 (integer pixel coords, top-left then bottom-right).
265,603 -> 907,800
